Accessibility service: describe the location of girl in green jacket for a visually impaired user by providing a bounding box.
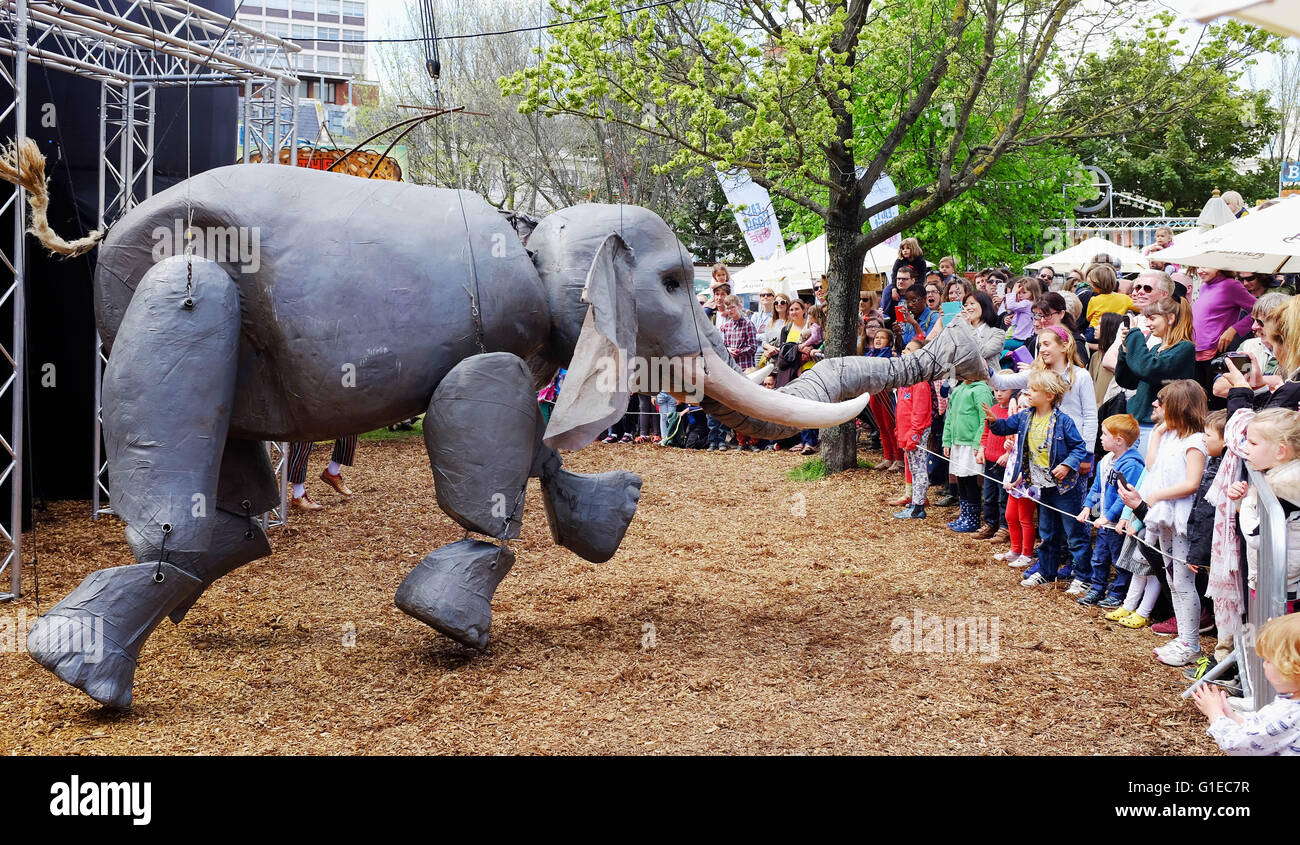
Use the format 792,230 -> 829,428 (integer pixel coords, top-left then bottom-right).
944,371 -> 995,533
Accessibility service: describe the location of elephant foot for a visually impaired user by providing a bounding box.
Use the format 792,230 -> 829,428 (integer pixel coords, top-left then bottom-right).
540,467 -> 642,563
394,539 -> 515,649
27,562 -> 201,709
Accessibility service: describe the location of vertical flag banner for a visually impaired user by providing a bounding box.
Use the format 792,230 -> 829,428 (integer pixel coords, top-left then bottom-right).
858,166 -> 902,249
716,166 -> 786,262
1280,161 -> 1300,198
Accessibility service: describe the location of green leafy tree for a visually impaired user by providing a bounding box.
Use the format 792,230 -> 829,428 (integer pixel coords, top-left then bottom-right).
506,0 -> 1275,473
1061,13 -> 1282,215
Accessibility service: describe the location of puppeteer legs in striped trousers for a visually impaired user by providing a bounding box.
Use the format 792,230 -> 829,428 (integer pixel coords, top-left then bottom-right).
288,435 -> 358,511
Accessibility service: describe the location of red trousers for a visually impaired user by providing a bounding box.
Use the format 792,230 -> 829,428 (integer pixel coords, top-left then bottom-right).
869,394 -> 900,462
1006,495 -> 1037,556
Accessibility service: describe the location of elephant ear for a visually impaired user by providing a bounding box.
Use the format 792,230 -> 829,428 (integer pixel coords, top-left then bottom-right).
544,234 -> 636,451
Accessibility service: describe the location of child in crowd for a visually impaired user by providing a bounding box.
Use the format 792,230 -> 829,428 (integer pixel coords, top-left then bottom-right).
995,384 -> 1038,568
867,329 -> 902,471
1227,408 -> 1300,613
1143,225 -> 1174,256
1192,613 -> 1300,756
892,341 -> 933,519
1001,277 -> 1039,360
1084,263 -> 1135,332
984,369 -> 1090,586
1076,413 -> 1145,604
976,381 -> 1014,542
1114,380 -> 1209,666
943,369 -> 995,532
1183,410 -> 1228,682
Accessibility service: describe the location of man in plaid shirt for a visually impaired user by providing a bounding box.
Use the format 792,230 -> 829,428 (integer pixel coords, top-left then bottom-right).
721,295 -> 758,369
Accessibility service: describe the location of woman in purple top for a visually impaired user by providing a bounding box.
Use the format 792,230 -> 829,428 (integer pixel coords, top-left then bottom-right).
1191,266 -> 1255,399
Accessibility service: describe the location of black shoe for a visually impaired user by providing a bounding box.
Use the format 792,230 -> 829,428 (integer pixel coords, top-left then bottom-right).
934,494 -> 959,507
1183,655 -> 1218,682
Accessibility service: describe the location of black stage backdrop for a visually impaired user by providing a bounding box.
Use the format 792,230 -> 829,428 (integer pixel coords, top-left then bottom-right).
0,0 -> 238,533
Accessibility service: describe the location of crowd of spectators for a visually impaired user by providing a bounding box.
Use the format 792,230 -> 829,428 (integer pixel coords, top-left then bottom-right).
546,220 -> 1300,753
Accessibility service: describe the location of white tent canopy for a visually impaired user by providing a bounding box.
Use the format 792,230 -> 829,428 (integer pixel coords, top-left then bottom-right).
1155,195 -> 1300,274
1025,236 -> 1150,274
1188,0 -> 1300,39
734,234 -> 913,293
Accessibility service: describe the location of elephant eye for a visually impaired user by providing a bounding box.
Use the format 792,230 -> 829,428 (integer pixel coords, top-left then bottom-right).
661,272 -> 681,293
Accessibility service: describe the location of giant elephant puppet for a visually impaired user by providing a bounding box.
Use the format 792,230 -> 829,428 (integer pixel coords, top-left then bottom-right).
4,144 -> 989,709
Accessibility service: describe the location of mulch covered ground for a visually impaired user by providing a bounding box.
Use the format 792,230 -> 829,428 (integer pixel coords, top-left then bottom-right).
1,434 -> 1215,754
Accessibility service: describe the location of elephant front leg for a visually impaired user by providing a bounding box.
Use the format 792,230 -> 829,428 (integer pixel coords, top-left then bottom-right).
394,353 -> 539,649
27,257 -> 245,708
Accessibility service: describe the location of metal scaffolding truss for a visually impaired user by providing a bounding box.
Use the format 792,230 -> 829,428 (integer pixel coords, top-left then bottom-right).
0,0 -> 299,601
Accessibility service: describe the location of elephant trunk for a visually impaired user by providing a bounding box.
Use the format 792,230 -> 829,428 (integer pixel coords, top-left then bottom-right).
707,318 -> 991,438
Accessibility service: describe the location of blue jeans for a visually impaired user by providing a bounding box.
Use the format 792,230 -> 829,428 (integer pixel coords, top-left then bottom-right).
1088,526 -> 1129,597
706,415 -> 730,447
982,463 -> 1007,528
800,428 -> 820,448
1036,486 -> 1091,582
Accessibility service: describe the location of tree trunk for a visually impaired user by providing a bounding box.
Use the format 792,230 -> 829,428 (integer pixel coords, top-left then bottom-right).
822,218 -> 868,474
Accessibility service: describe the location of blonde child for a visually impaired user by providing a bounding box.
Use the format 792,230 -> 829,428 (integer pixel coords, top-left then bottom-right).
1112,380 -> 1208,666
1192,613 -> 1300,755
993,382 -> 1037,567
1001,277 -> 1040,357
943,369 -> 994,532
1075,413 -> 1145,603
1226,408 -> 1300,611
1084,263 -> 1135,331
984,369 -> 1090,586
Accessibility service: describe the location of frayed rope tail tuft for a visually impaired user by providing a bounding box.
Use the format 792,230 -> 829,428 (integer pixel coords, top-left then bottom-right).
0,136 -> 103,257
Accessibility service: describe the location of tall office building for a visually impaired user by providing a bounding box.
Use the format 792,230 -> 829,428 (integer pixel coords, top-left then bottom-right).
237,0 -> 372,107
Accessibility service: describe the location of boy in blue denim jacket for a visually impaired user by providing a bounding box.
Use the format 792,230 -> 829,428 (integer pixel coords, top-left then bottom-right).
985,369 -> 1089,586
1075,414 -> 1145,605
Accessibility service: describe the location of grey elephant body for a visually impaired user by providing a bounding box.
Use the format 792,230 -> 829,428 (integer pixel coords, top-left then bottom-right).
94,165 -> 550,441
29,164 -> 987,709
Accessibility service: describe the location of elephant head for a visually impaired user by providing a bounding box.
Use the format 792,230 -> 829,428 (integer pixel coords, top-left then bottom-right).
529,204 -> 875,450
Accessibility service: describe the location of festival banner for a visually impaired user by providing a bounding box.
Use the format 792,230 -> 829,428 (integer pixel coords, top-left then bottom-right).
715,166 -> 787,263
857,166 -> 902,249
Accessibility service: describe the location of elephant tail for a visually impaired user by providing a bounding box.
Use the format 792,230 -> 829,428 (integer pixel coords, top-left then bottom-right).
0,136 -> 104,257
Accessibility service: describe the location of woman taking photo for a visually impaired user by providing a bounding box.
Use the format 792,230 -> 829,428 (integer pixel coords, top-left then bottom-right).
1114,296 -> 1196,454
1190,266 -> 1256,398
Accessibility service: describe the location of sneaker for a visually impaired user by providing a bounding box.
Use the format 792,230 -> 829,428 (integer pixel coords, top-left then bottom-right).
620,433 -> 634,442
1150,616 -> 1179,637
1020,572 -> 1051,587
715,444 -> 730,451
1097,596 -> 1124,610
1154,639 -> 1201,667
1064,579 -> 1087,596
1183,655 -> 1218,682
1078,588 -> 1105,606
993,548 -> 1019,562
601,434 -> 618,444
1020,560 -> 1041,577
934,493 -> 959,507
1104,607 -> 1133,622
1010,554 -> 1035,569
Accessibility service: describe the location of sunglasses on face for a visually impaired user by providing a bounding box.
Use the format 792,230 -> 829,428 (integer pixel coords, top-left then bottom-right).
775,300 -> 789,305
760,293 -> 774,297
1132,284 -> 1155,293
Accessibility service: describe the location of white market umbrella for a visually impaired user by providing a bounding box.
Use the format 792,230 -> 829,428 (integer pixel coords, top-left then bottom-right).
1197,195 -> 1236,229
730,257 -> 789,295
1188,0 -> 1300,39
1026,236 -> 1149,274
1154,194 -> 1300,273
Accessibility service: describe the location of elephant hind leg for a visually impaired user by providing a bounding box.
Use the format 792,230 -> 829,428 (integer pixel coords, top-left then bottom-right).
395,352 -> 538,648
27,256 -> 240,708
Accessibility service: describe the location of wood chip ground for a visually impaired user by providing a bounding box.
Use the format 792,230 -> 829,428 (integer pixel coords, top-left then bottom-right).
0,436 -> 1215,754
